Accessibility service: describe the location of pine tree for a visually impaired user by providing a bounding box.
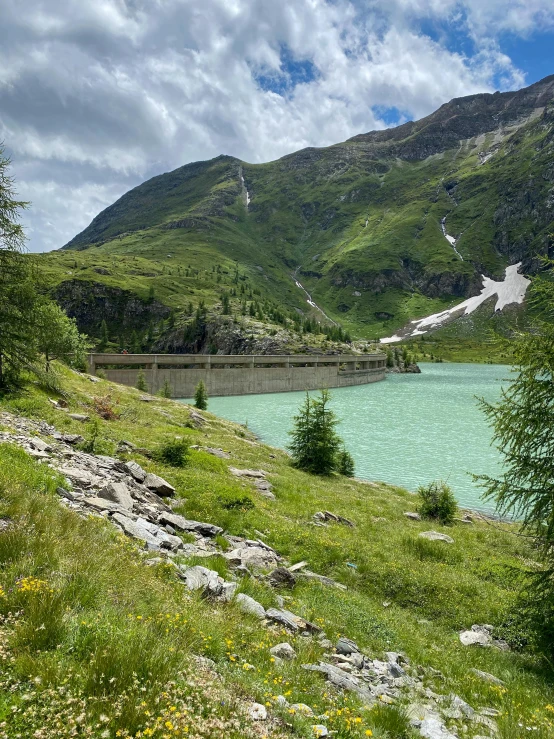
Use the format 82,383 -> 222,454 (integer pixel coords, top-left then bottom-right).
289,389 -> 342,475
158,379 -> 172,398
136,370 -> 148,392
221,293 -> 231,314
194,380 -> 208,410
98,320 -> 109,351
337,446 -> 355,477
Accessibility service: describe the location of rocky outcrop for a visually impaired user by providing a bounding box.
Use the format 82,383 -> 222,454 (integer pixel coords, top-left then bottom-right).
53,280 -> 170,335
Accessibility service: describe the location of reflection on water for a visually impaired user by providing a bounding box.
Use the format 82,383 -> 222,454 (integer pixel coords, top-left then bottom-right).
179,363 -> 510,512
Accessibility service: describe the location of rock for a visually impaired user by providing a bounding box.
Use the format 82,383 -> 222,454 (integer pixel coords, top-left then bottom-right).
123,460 -> 147,482
139,395 -> 154,402
61,433 -> 84,445
225,546 -> 279,569
313,510 -> 355,527
248,703 -> 267,721
419,531 -> 454,544
112,513 -> 160,550
469,668 -> 505,686
288,560 -> 308,572
85,496 -> 129,515
448,695 -> 474,719
202,447 -> 231,459
336,637 -> 359,655
68,413 -> 90,422
302,662 -> 373,702
236,593 -> 266,619
98,482 -> 134,511
459,625 -> 493,647
180,565 -> 221,593
144,473 -> 175,497
157,511 -> 223,537
404,512 -> 421,521
220,581 -> 238,602
29,438 -> 51,453
418,715 -> 458,739
189,410 -> 206,428
58,466 -> 97,487
229,467 -> 267,479
268,567 -> 297,589
270,642 -> 297,660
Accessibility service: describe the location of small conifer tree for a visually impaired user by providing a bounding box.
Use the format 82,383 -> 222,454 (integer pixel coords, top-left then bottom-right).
337,446 -> 355,477
136,370 -> 148,393
98,319 -> 109,351
194,380 -> 208,410
289,389 -> 342,475
159,379 -> 172,398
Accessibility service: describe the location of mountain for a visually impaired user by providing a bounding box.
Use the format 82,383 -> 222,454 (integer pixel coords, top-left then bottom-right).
40,74 -> 554,348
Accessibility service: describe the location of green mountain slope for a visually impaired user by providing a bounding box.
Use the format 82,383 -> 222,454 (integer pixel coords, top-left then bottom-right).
40,74 -> 554,345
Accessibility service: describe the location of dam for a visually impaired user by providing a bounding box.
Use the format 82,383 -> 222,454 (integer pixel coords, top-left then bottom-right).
87,352 -> 386,398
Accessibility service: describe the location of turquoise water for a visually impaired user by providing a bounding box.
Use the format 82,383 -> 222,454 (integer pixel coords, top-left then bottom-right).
181,364 -> 512,511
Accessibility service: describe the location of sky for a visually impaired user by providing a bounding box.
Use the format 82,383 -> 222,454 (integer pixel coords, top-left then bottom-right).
1,0 -> 553,253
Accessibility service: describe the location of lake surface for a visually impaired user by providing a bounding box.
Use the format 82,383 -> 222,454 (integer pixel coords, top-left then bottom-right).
180,364 -> 512,511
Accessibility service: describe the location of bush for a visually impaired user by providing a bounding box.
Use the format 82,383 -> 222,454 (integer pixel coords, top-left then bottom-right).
156,438 -> 189,467
417,480 -> 457,524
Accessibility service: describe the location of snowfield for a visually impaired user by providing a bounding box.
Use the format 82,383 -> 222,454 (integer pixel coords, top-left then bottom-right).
381,263 -> 531,344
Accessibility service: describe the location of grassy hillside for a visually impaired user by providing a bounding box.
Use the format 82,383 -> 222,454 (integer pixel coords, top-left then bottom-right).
0,367 -> 552,737
35,77 -> 554,349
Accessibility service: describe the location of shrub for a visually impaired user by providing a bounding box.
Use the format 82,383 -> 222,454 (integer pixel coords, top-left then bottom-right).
194,380 -> 208,410
93,394 -> 119,420
156,438 -> 189,467
417,480 -> 457,524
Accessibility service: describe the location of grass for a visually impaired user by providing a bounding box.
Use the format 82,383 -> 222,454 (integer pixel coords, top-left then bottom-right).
0,366 -> 552,737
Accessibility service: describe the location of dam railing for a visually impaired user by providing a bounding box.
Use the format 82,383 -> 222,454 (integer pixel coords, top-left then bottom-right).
87,352 -> 386,398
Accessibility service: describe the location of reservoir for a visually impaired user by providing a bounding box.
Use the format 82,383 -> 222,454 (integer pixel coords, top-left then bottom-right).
180,363 -> 509,512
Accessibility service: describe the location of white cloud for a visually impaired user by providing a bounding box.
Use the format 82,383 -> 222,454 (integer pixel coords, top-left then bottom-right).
0,0 -> 551,251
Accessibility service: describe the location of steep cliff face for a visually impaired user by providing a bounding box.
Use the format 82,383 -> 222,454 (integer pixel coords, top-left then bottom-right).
43,75 -> 554,340
54,280 -> 170,334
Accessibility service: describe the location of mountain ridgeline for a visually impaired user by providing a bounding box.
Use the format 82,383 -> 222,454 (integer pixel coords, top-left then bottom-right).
44,74 -> 554,346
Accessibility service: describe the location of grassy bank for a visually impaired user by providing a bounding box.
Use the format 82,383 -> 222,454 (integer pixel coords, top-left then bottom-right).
0,367 -> 552,737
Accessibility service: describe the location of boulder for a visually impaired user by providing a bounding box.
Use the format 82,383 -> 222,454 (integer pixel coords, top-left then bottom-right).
144,472 -> 175,497
85,496 -> 129,515
270,642 -> 297,660
336,637 -> 360,655
98,482 -> 134,511
112,513 -> 160,549
29,438 -> 52,453
404,512 -> 421,521
68,413 -> 90,422
123,460 -> 147,482
459,625 -> 493,647
419,531 -> 454,544
180,565 -> 221,593
235,593 -> 266,619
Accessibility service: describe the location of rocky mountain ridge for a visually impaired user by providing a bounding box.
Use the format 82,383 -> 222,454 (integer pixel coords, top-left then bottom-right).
39,74 -> 554,342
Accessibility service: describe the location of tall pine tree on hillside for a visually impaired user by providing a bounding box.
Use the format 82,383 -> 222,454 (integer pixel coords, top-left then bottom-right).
0,146 -> 37,386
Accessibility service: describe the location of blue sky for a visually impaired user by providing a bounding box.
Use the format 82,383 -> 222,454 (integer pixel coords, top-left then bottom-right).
0,0 -> 553,252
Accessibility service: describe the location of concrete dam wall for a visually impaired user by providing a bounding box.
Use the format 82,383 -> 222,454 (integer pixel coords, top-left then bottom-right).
88,353 -> 386,398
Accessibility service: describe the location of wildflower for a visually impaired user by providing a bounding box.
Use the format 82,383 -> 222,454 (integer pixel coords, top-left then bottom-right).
365,732 -> 373,737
